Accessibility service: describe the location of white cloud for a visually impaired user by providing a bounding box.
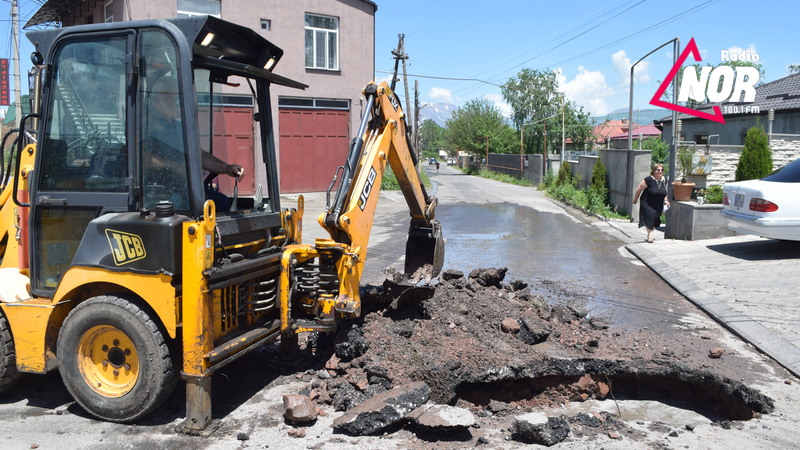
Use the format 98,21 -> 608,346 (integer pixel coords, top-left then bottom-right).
428,87 -> 454,103
483,93 -> 512,118
612,50 -> 650,84
556,66 -> 615,116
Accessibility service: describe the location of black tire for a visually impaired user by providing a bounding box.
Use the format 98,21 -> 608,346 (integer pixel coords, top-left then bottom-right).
0,310 -> 20,392
57,295 -> 177,422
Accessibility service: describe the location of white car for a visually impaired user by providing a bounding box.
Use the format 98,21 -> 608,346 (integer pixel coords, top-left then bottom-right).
721,159 -> 800,240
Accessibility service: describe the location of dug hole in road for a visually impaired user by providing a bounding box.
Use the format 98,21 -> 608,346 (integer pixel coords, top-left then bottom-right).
1,164 -> 798,449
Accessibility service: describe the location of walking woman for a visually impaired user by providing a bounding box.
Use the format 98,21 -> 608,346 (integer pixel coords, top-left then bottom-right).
632,163 -> 670,243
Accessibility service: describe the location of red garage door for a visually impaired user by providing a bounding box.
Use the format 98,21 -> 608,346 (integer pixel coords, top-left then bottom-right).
279,108 -> 350,193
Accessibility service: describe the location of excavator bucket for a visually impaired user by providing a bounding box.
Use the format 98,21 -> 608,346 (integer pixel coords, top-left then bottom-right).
404,219 -> 444,278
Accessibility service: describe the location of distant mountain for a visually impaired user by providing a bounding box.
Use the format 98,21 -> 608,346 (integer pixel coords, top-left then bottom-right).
590,107 -> 669,126
419,102 -> 456,127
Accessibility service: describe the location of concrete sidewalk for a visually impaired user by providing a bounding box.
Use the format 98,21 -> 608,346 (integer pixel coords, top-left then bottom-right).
601,218 -> 800,378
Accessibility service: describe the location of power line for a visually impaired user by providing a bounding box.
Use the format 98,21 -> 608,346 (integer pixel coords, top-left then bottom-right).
479,0 -> 648,84
532,0 -> 719,73
375,70 -> 502,87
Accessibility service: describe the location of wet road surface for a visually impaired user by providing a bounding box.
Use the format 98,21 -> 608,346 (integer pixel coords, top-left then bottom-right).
424,166 -> 691,330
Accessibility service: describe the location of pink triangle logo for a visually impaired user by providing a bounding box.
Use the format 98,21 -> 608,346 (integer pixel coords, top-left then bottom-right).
649,38 -> 726,124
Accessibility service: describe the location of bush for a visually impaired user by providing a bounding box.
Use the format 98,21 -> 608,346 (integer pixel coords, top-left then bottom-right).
540,168 -> 555,189
704,185 -> 723,204
556,162 -> 572,187
590,157 -> 608,205
735,126 -> 772,181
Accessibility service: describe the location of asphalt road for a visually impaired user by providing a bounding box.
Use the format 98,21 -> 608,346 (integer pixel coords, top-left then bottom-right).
0,164 -> 797,449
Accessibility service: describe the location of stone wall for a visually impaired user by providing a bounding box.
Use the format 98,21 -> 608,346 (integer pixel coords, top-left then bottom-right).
702,134 -> 800,186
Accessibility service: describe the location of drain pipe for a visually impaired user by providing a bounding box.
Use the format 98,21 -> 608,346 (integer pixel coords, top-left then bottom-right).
767,109 -> 774,146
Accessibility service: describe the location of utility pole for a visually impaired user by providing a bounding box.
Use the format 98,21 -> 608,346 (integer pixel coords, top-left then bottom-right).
413,80 -> 420,161
561,101 -> 565,163
391,35 -> 412,134
12,0 -> 22,128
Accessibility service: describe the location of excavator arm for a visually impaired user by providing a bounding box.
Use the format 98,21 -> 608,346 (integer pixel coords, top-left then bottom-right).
280,80 -> 444,331
320,81 -> 443,277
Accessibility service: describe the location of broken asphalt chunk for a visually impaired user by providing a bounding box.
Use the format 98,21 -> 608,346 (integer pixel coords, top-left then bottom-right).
332,382 -> 431,435
512,412 -> 570,446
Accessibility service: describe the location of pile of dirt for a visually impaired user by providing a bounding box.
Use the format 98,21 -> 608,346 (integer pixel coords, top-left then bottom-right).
290,268 -> 773,446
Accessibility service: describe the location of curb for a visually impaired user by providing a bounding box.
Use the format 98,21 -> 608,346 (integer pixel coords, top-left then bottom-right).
626,242 -> 800,378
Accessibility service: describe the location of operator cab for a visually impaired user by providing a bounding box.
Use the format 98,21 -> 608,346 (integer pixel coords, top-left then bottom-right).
25,16 -> 305,293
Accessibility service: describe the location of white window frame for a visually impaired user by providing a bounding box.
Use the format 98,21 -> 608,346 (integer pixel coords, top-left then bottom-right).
104,0 -> 114,22
304,13 -> 339,71
177,0 -> 221,18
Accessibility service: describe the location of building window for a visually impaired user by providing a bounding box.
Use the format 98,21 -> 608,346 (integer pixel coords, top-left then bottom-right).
695,135 -> 709,145
304,14 -> 339,71
279,97 -> 349,110
177,0 -> 221,18
261,19 -> 271,31
104,1 -> 113,22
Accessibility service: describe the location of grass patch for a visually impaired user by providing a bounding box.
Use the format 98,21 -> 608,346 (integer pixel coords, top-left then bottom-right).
381,164 -> 432,190
544,177 -> 629,220
459,166 -> 532,187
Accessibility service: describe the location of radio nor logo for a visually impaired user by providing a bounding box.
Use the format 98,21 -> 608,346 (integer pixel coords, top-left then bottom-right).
650,38 -> 760,124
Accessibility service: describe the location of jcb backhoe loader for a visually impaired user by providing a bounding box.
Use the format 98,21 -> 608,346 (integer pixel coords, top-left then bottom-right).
0,16 -> 442,431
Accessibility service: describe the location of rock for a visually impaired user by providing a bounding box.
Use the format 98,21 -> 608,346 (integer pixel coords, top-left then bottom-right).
325,353 -> 341,370
408,403 -> 476,429
574,412 -> 602,427
283,395 -> 318,423
500,318 -> 520,334
517,318 -> 551,345
512,412 -> 570,446
468,267 -> 508,287
236,432 -> 249,440
596,381 -> 610,398
487,399 -> 510,413
709,347 -> 725,358
441,269 -> 464,281
509,279 -> 528,291
333,382 -> 431,436
328,379 -> 367,411
334,326 -> 369,361
608,430 -> 621,439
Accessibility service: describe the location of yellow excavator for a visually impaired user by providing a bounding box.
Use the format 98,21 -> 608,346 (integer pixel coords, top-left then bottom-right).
0,16 -> 442,431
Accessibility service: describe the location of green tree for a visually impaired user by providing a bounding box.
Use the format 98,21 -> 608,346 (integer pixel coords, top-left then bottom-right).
419,119 -> 447,156
789,64 -> 800,74
501,68 -> 592,155
445,99 -> 517,156
641,137 -> 669,165
735,126 -> 773,181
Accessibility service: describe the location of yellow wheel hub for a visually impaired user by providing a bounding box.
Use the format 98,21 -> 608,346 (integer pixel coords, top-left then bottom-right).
77,325 -> 140,397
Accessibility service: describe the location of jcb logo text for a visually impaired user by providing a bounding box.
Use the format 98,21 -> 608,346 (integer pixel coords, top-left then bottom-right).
105,229 -> 147,265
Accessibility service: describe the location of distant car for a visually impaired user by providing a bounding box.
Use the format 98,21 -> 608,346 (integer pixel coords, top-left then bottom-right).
721,158 -> 800,240
428,157 -> 436,165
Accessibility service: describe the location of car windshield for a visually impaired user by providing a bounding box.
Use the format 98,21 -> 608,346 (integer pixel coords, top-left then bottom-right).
763,158 -> 800,183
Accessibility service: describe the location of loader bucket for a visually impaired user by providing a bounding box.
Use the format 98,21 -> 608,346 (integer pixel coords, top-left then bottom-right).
404,219 -> 444,278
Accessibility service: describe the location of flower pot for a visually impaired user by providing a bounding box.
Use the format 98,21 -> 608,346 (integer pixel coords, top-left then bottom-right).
672,182 -> 696,201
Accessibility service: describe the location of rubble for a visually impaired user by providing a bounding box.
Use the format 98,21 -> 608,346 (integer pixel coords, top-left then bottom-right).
332,382 -> 431,436
512,412 -> 570,446
288,267 -> 775,445
407,403 -> 476,430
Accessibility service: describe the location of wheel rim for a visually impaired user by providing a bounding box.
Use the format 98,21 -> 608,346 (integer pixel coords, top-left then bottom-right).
77,325 -> 140,397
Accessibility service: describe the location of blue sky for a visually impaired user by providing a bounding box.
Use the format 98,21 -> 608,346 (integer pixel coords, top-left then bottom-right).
373,0 -> 800,117
2,1 -> 799,120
